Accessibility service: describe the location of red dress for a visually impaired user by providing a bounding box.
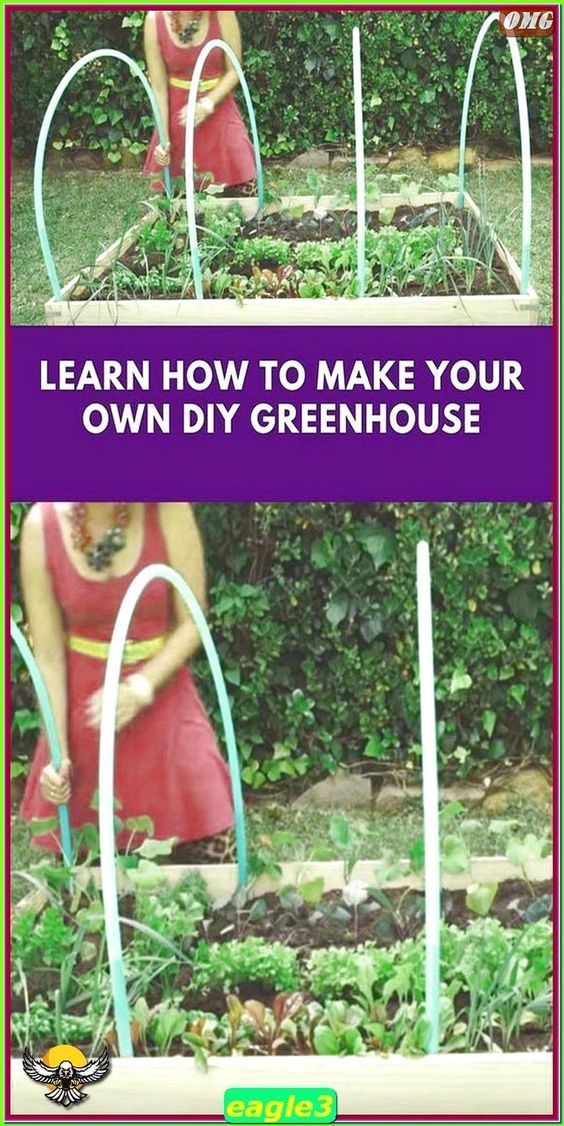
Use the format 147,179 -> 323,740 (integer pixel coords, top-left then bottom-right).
144,10 -> 256,187
20,503 -> 234,853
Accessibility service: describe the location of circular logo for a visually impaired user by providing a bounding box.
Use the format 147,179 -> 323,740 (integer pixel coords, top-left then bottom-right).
42,1044 -> 88,1093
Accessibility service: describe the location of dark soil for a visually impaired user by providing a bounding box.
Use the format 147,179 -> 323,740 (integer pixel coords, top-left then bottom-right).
240,203 -> 452,242
202,879 -> 552,951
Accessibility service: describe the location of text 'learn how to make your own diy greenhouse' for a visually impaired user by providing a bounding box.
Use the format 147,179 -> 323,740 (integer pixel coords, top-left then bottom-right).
39,356 -> 525,436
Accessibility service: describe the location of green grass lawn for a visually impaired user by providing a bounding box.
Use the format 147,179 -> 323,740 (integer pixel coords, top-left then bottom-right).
11,160 -> 552,324
245,795 -> 551,862
11,794 -> 550,905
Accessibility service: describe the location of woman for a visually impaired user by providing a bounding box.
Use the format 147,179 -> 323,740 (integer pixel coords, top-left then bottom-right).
19,503 -> 235,862
144,9 -> 256,192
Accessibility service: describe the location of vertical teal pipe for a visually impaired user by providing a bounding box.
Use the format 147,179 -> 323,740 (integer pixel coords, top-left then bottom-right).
457,12 -> 532,294
352,27 -> 366,298
184,39 -> 264,300
416,543 -> 441,1054
34,49 -> 171,300
98,564 -> 248,1057
10,620 -> 72,865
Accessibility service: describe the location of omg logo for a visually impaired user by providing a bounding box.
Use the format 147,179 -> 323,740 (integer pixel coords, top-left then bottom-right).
499,8 -> 555,36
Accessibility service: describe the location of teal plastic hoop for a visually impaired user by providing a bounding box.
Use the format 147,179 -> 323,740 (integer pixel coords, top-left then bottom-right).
10,619 -> 72,865
352,27 -> 366,299
184,39 -> 264,299
34,49 -> 171,300
98,564 -> 248,1057
457,12 -> 532,294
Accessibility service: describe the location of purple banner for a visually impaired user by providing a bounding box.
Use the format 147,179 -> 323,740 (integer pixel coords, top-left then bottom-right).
10,325 -> 553,501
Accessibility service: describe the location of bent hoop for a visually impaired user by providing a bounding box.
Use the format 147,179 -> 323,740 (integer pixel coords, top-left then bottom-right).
10,619 -> 72,864
34,49 -> 171,300
457,12 -> 532,294
98,563 -> 248,1056
184,39 -> 264,299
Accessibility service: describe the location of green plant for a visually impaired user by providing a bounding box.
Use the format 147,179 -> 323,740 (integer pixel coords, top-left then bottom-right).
191,937 -> 300,995
133,879 -> 208,952
329,813 -> 365,880
148,1003 -> 187,1054
12,907 -> 75,969
233,236 -> 292,269
466,882 -> 498,917
313,1000 -> 365,1055
451,917 -> 552,1051
308,944 -> 397,1004
294,241 -> 334,272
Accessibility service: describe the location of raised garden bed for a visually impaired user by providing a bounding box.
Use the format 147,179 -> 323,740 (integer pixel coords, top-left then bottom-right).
44,192 -> 539,327
11,841 -> 553,1116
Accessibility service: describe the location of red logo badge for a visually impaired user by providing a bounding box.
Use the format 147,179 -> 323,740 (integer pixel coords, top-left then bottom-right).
499,8 -> 555,37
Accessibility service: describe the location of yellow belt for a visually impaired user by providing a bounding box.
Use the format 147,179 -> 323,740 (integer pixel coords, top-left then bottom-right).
67,634 -> 167,663
169,76 -> 220,91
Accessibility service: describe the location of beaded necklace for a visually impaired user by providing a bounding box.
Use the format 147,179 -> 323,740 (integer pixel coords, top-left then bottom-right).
170,11 -> 202,44
70,503 -> 130,573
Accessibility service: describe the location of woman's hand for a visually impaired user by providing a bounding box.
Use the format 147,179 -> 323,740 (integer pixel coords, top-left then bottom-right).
40,759 -> 71,806
177,99 -> 213,128
85,679 -> 150,733
154,141 -> 172,167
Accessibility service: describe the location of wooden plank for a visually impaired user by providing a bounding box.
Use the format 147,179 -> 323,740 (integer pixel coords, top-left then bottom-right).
464,191 -> 538,309
45,192 -> 539,326
77,855 -> 552,905
54,210 -> 158,304
10,1052 -> 553,1116
44,291 -> 536,327
15,855 -> 552,917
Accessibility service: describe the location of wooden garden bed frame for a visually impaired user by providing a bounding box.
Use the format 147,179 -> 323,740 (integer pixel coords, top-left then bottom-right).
11,855 -> 553,1116
11,1050 -> 553,1116
82,853 -> 553,904
44,192 -> 539,327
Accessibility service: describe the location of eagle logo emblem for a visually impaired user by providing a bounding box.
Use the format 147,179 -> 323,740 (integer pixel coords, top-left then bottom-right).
22,1043 -> 110,1107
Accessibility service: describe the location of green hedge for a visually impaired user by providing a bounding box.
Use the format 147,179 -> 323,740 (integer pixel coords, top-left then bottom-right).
10,10 -> 552,160
11,504 -> 552,789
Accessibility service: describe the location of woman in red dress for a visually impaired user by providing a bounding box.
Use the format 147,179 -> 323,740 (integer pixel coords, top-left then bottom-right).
144,10 -> 256,191
20,503 -> 235,861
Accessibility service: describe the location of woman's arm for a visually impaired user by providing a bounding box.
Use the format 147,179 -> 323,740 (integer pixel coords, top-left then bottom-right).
86,504 -> 208,731
21,506 -> 71,804
137,502 -> 207,691
180,12 -> 244,127
144,11 -> 171,162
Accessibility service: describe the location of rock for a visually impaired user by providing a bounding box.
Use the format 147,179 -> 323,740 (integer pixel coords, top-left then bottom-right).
331,154 -> 352,170
70,148 -> 105,171
387,146 -> 425,170
293,769 -> 371,809
481,790 -> 512,814
428,146 -> 477,173
365,153 -> 391,166
375,783 -> 419,813
120,146 -> 144,170
482,766 -> 551,813
375,781 -> 485,813
290,148 -> 330,170
484,157 -> 519,172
